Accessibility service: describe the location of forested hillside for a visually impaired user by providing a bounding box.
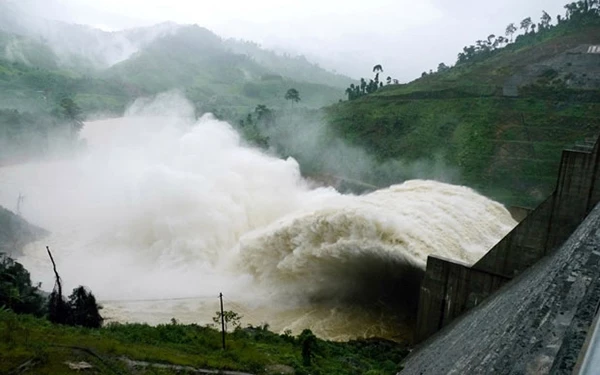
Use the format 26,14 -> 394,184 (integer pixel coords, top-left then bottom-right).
0,3 -> 349,164
326,2 -> 600,206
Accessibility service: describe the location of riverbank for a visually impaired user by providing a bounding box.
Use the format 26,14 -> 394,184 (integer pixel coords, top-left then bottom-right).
0,308 -> 409,375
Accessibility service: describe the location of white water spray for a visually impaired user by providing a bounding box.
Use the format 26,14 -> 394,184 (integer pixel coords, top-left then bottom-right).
0,93 -> 516,340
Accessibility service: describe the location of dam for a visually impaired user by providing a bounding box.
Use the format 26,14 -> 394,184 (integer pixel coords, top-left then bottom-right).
406,135 -> 600,373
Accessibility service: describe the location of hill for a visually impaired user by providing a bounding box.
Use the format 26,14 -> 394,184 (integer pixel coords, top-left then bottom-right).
0,4 -> 351,163
325,9 -> 600,207
106,25 -> 346,114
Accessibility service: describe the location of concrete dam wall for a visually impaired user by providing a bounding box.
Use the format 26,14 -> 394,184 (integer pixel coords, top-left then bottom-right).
416,135 -> 600,342
402,201 -> 600,374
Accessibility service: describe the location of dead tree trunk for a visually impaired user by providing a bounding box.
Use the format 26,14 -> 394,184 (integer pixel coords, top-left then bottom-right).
46,246 -> 69,324
46,246 -> 62,298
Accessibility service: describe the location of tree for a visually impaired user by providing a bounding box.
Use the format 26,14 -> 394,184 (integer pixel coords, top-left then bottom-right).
360,78 -> 367,93
284,88 -> 301,106
476,40 -> 490,52
58,97 -> 83,134
540,10 -> 552,29
372,64 -> 383,73
67,286 -> 103,328
366,79 -> 375,93
386,76 -> 392,85
212,310 -> 242,331
458,44 -> 478,63
48,290 -> 70,325
493,37 -> 503,49
299,329 -> 317,366
0,254 -> 45,316
564,0 -> 600,21
520,17 -> 533,33
345,84 -> 358,100
47,246 -> 70,325
565,2 -> 578,18
254,104 -> 273,125
437,63 -> 450,73
46,247 -> 102,328
505,23 -> 517,42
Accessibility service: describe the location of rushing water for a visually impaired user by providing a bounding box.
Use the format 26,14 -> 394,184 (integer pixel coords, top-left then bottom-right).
0,110 -> 516,341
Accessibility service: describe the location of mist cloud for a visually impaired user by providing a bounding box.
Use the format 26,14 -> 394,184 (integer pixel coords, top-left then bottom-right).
12,0 -> 570,80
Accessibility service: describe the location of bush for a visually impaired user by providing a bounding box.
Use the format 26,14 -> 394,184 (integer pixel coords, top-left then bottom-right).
48,286 -> 103,328
0,253 -> 45,316
67,286 -> 103,328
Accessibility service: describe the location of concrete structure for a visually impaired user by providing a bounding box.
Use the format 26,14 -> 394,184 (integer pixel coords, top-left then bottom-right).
401,203 -> 600,374
416,136 -> 600,342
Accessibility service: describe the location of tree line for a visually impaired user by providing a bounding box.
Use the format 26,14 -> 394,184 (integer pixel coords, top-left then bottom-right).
0,94 -> 85,163
457,1 -> 600,65
340,0 -> 600,101
344,65 -> 400,101
1,249 -> 103,329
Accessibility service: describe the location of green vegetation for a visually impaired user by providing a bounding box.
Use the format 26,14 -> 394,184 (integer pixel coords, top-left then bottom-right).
47,286 -> 103,329
344,65 -> 398,101
0,254 -> 45,317
0,16 -> 347,164
2,2 -> 600,369
0,212 -> 409,374
0,248 -> 409,373
284,88 -> 301,105
0,248 -> 103,329
0,307 -> 408,374
327,1 -> 600,206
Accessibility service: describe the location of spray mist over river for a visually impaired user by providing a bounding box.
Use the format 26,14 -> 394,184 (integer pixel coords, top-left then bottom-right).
0,97 -> 516,340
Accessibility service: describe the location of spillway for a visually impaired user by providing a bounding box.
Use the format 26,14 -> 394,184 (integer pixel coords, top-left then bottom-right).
0,97 -> 516,340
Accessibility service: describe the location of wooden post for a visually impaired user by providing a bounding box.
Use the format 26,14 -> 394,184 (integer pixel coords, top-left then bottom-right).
219,292 -> 226,350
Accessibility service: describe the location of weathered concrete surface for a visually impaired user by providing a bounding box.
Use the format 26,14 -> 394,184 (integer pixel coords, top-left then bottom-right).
415,256 -> 509,341
507,206 -> 532,223
415,136 -> 600,342
402,204 -> 600,375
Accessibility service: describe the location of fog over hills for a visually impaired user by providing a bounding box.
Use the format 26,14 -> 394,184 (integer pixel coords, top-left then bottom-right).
0,1 -> 352,88
4,0 -> 571,81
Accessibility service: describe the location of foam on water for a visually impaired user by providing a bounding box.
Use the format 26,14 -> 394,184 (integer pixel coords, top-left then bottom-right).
0,100 -> 516,340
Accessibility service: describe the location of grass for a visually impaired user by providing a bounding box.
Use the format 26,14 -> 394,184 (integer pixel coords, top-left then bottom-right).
0,309 -> 409,375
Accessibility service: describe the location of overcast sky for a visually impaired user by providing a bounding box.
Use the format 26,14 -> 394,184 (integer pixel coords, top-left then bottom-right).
15,0 -> 570,81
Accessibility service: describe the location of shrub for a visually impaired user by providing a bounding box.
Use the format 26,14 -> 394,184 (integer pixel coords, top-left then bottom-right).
48,286 -> 103,328
67,286 -> 103,328
0,253 -> 45,316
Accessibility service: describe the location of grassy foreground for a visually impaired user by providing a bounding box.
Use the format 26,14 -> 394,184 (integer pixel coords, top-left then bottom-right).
0,308 -> 408,375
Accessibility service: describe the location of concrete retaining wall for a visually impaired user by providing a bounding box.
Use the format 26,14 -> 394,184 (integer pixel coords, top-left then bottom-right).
415,136 -> 600,342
